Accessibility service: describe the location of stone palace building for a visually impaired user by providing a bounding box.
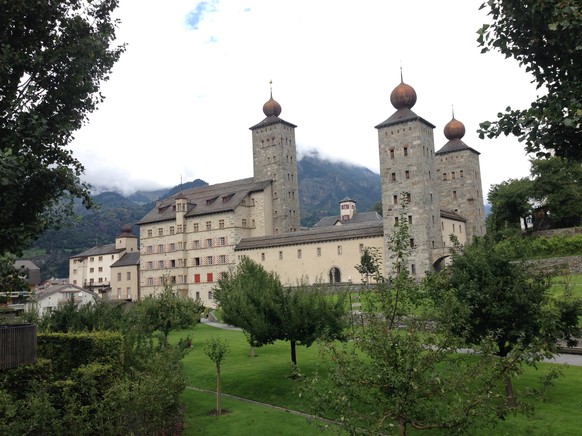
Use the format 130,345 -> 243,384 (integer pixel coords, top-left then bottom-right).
137,79 -> 485,305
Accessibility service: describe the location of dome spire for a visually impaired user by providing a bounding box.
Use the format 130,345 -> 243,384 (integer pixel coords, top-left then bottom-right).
390,69 -> 417,110
263,79 -> 282,117
444,108 -> 466,140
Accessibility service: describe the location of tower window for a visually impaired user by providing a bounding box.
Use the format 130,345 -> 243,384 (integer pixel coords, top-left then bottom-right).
460,170 -> 464,178
453,191 -> 457,199
394,217 -> 399,226
391,172 -> 396,182
408,215 -> 413,225
443,173 -> 447,181
405,170 -> 410,179
403,146 -> 409,156
390,149 -> 395,159
393,195 -> 398,204
410,238 -> 415,248
452,171 -> 456,179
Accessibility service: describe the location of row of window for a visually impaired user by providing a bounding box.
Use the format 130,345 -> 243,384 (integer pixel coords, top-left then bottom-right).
73,255 -> 115,264
144,237 -> 228,254
115,288 -> 132,299
144,271 -> 226,287
145,254 -> 229,269
259,243 -> 367,262
442,170 -> 464,180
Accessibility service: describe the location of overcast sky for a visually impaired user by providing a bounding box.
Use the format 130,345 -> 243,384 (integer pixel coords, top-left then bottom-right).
70,0 -> 540,203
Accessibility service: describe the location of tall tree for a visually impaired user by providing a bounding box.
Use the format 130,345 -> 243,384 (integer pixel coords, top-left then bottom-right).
530,157 -> 582,228
477,1 -> 582,161
0,0 -> 125,255
486,178 -> 533,237
429,237 -> 582,406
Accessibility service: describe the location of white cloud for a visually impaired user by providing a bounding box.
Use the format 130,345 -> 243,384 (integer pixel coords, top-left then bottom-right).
71,0 -> 537,201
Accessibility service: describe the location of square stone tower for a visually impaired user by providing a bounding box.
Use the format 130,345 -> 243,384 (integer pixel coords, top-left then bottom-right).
376,80 -> 443,276
435,116 -> 485,241
250,91 -> 300,234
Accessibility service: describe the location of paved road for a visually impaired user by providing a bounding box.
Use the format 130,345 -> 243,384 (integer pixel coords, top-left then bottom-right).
200,319 -> 582,366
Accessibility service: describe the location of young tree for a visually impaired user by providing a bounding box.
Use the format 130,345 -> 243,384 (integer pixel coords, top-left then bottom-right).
215,258 -> 347,366
214,257 -> 284,356
203,337 -> 230,416
131,280 -> 202,346
0,0 -> 125,255
306,197 -> 527,435
280,282 -> 347,367
477,1 -> 582,161
430,237 -> 582,406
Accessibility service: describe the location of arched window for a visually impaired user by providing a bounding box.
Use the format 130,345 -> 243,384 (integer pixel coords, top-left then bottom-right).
329,267 -> 341,284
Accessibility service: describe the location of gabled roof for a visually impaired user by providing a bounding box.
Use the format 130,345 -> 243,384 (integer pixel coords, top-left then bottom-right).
138,177 -> 272,225
235,221 -> 384,251
375,108 -> 436,129
111,252 -> 140,268
313,211 -> 383,228
435,139 -> 480,156
70,244 -> 124,259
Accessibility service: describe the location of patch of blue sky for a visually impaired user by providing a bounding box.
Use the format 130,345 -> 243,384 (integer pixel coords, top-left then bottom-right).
185,0 -> 219,30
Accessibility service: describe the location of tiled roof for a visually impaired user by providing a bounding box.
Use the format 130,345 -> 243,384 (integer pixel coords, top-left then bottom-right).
435,139 -> 480,156
111,252 -> 140,268
235,221 -> 384,251
375,108 -> 436,129
138,177 -> 272,225
70,244 -> 123,259
313,211 -> 382,227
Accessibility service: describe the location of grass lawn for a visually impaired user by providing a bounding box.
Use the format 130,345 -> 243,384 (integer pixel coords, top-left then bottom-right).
551,273 -> 582,299
174,324 -> 582,435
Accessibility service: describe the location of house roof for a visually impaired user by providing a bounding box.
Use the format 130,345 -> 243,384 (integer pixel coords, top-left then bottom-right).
138,177 -> 272,225
440,209 -> 467,222
14,260 -> 39,270
235,221 -> 384,251
111,252 -> 140,268
33,283 -> 99,302
313,211 -> 383,227
70,243 -> 124,259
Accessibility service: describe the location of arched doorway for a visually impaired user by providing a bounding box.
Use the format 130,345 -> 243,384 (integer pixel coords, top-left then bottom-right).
329,267 -> 341,284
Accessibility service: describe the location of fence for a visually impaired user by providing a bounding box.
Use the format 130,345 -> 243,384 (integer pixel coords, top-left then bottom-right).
0,324 -> 37,369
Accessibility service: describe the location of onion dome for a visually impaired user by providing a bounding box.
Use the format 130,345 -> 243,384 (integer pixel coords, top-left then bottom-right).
390,81 -> 417,110
263,93 -> 282,117
444,117 -> 466,140
121,224 -> 132,234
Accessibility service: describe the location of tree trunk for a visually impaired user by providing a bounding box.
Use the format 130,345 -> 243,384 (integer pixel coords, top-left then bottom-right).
504,373 -> 517,407
290,339 -> 297,366
399,418 -> 406,436
249,342 -> 255,358
216,364 -> 221,415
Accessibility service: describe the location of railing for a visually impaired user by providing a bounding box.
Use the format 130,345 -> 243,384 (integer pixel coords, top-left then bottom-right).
0,324 -> 37,369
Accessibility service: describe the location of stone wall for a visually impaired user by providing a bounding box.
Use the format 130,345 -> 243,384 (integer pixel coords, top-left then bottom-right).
528,255 -> 582,275
532,227 -> 582,238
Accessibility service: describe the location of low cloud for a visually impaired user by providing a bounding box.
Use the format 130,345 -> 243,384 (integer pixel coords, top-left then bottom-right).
185,0 -> 219,29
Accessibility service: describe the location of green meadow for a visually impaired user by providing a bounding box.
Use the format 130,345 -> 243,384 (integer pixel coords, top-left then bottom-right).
176,324 -> 582,435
